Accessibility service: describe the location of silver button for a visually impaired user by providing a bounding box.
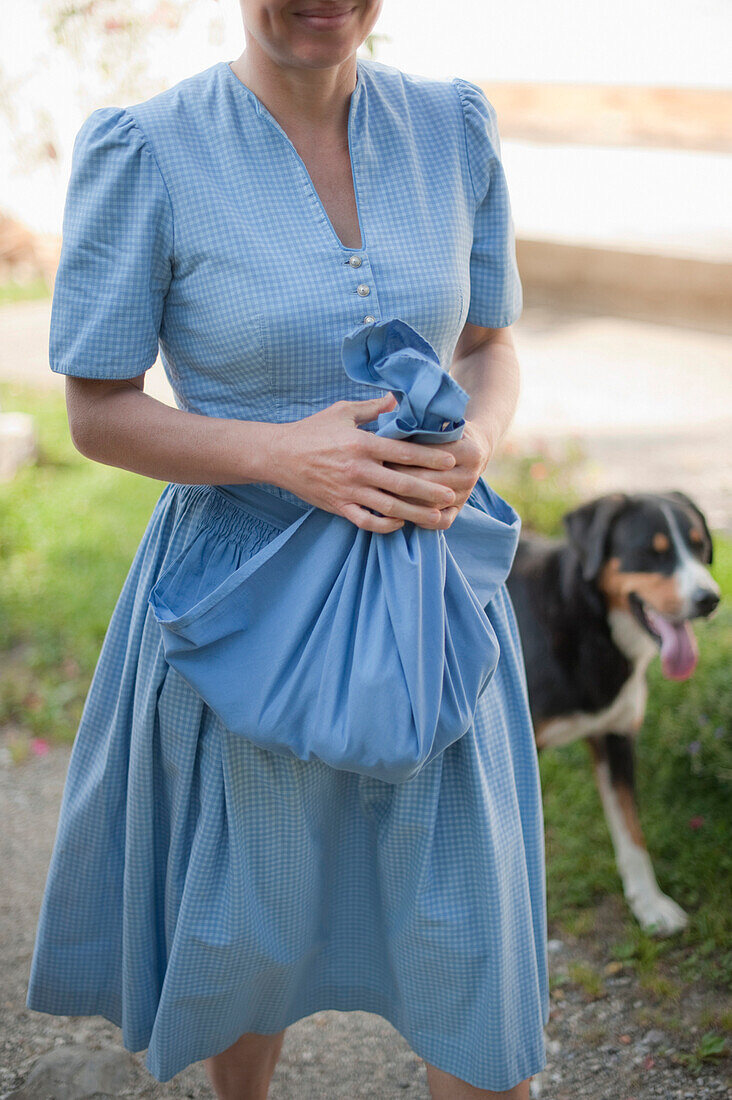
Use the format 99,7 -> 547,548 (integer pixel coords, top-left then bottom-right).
363,315 -> 376,324
356,284 -> 370,297
348,255 -> 363,268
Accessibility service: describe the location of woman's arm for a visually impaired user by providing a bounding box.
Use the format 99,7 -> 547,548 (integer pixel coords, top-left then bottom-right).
65,373 -> 459,533
65,373 -> 278,486
449,322 -> 521,471
64,324 -> 516,523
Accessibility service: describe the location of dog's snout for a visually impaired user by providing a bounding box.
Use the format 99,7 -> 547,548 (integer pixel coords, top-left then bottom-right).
691,588 -> 720,617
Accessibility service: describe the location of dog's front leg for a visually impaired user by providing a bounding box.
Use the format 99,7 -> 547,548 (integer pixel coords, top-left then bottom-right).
586,732 -> 688,935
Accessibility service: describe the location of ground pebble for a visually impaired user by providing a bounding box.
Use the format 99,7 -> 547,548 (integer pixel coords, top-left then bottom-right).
6,1044 -> 135,1099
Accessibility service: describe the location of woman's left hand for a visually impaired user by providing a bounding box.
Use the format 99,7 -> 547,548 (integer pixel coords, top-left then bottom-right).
382,418 -> 496,529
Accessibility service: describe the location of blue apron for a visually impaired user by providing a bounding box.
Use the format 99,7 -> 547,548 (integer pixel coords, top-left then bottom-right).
148,317 -> 521,784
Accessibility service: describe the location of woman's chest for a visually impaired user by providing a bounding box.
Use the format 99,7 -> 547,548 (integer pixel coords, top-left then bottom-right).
161,107 -> 474,420
302,145 -> 363,252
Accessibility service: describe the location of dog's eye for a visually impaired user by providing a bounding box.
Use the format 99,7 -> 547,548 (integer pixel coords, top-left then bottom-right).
688,539 -> 708,559
651,532 -> 670,554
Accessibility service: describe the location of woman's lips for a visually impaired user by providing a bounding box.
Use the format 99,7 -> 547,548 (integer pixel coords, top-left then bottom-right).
293,8 -> 355,30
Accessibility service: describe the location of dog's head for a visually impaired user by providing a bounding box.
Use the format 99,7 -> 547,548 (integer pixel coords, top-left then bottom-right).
562,490 -> 721,681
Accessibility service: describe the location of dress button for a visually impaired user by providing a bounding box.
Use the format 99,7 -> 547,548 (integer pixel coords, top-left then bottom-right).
348,255 -> 363,268
363,315 -> 376,324
356,284 -> 370,297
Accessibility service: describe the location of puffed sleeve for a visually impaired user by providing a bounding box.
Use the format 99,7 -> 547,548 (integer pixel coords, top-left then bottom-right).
49,106 -> 174,379
453,77 -> 523,328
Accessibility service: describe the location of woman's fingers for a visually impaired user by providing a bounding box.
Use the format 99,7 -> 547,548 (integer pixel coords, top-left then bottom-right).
369,463 -> 456,507
364,431 -> 457,471
344,496 -> 460,532
273,399 -> 468,528
347,393 -> 399,424
351,486 -> 457,529
339,501 -> 405,533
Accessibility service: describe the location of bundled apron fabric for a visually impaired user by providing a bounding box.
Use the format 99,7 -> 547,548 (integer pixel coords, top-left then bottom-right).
148,317 -> 521,784
27,58 -> 550,1093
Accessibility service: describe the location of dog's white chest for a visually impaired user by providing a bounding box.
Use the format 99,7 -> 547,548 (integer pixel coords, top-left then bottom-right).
536,611 -> 657,748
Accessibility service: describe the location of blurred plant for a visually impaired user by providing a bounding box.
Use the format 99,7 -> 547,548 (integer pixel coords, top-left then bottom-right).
489,433 -> 586,536
362,32 -> 391,60
44,0 -> 221,101
674,1031 -> 730,1072
0,2 -> 226,183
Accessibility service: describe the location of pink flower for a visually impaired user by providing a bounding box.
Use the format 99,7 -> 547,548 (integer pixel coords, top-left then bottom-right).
30,738 -> 50,756
529,461 -> 548,481
688,815 -> 705,830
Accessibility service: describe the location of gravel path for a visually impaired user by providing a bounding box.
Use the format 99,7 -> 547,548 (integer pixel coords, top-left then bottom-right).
2,745 -> 730,1099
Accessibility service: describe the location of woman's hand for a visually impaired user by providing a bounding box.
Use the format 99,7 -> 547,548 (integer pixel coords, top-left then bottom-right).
382,418 -> 496,529
265,392 -> 461,533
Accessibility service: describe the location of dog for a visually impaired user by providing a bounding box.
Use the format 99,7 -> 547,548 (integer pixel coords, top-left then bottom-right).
505,490 -> 721,935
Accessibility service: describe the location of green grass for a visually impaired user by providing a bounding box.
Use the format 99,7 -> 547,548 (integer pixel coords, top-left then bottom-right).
0,277 -> 50,308
0,381 -> 163,742
1,380 -> 730,994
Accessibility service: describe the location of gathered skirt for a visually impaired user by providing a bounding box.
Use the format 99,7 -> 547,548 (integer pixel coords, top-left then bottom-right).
26,480 -> 550,1091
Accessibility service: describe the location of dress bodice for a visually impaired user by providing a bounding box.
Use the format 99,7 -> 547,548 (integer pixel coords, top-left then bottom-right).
49,57 -> 523,503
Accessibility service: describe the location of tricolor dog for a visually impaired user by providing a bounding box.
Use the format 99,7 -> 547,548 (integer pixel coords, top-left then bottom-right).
505,490 -> 721,935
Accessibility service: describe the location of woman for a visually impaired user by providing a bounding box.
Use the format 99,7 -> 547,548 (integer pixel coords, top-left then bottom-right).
26,1 -> 550,1096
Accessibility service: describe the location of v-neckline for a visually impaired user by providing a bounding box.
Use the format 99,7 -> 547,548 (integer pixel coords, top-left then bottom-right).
221,59 -> 366,254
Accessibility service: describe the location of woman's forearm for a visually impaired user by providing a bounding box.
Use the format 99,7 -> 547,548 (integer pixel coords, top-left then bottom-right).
67,378 -> 278,485
64,331 -> 521,491
450,329 -> 521,457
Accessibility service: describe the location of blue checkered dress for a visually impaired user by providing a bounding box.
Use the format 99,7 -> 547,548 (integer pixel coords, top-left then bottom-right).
26,56 -> 549,1090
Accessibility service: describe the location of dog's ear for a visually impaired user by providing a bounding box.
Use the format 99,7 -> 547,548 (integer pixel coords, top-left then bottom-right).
562,492 -> 629,583
663,490 -> 714,565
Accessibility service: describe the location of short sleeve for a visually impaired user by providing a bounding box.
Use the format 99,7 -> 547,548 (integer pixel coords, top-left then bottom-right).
453,77 -> 523,328
49,106 -> 174,379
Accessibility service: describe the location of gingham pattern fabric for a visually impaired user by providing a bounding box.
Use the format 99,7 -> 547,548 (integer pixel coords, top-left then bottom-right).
27,58 -> 549,1090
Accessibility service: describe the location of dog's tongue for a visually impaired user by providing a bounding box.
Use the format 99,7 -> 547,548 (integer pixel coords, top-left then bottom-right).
644,609 -> 699,680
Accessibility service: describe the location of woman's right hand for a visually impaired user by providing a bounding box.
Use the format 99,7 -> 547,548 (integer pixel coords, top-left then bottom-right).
265,393 -> 458,533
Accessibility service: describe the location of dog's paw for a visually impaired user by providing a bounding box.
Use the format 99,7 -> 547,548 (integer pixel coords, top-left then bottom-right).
632,891 -> 689,936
